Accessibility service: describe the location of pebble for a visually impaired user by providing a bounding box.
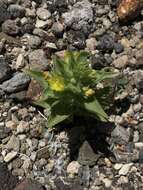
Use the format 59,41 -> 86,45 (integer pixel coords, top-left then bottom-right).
16,121 -> 30,134
62,0 -> 93,34
8,4 -> 25,18
36,147 -> 50,159
114,163 -> 123,170
4,135 -> 20,151
102,178 -> 112,188
4,151 -> 18,162
113,55 -> 129,68
2,20 -> 20,36
15,54 -> 25,70
14,178 -> 45,190
0,73 -> 30,93
28,49 -> 49,71
35,19 -> 51,29
67,161 -> 80,175
27,35 -> 41,49
119,163 -> 133,175
5,120 -> 17,130
36,8 -> 51,20
135,142 -> 143,149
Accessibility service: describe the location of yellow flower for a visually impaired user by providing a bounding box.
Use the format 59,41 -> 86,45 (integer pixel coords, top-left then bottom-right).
85,88 -> 95,97
48,75 -> 65,92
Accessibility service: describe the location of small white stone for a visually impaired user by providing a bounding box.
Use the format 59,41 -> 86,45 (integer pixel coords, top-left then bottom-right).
67,161 -> 80,175
4,151 -> 18,162
17,121 -> 29,134
113,55 -> 128,69
86,38 -> 97,51
39,140 -> 46,148
5,120 -> 17,129
30,151 -> 37,161
118,176 -> 129,184
46,160 -> 54,172
119,163 -> 133,175
15,54 -> 25,69
35,19 -> 51,29
37,8 -> 51,20
114,163 -> 123,170
135,142 -> 143,149
102,178 -> 112,188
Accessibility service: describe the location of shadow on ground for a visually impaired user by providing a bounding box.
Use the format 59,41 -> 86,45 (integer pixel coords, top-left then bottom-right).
57,117 -> 116,165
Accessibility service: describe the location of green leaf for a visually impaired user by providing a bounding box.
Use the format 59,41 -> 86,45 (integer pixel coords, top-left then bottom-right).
94,69 -> 118,84
76,51 -> 89,64
48,114 -> 71,128
24,69 -> 48,89
34,99 -> 50,109
84,98 -> 108,122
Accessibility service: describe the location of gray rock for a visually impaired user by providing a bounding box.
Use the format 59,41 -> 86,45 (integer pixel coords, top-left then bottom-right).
134,70 -> 143,90
113,55 -> 129,68
52,22 -> 64,37
79,165 -> 90,187
0,72 -> 30,93
78,141 -> 100,166
62,0 -> 93,34
36,147 -> 50,159
4,151 -> 18,162
4,135 -> 20,152
111,125 -> 130,144
8,4 -> 25,18
2,19 -> 20,36
36,8 -> 51,20
28,49 -> 49,71
35,19 -> 51,29
118,163 -> 133,175
16,121 -> 30,134
0,0 -> 9,23
0,124 -> 11,139
27,35 -> 41,49
114,150 -> 139,163
0,56 -> 11,83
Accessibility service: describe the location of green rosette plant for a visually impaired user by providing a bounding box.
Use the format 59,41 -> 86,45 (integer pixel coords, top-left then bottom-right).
26,51 -> 118,128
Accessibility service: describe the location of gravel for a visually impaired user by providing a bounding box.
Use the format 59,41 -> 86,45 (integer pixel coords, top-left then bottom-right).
0,0 -> 143,189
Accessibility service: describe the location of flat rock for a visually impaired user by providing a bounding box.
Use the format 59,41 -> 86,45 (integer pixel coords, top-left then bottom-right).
8,4 -> 25,18
62,0 -> 93,34
2,19 -> 20,36
78,141 -> 100,166
4,151 -> 18,162
36,147 -> 50,159
111,125 -> 130,144
4,135 -> 20,152
26,79 -> 42,101
119,163 -> 133,175
0,72 -> 30,93
28,49 -> 50,71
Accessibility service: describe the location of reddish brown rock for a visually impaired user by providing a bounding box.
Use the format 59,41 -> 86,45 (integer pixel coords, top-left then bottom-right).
117,0 -> 143,22
14,178 -> 45,190
26,79 -> 42,101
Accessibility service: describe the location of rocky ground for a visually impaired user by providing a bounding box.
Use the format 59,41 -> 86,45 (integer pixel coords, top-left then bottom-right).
0,0 -> 143,189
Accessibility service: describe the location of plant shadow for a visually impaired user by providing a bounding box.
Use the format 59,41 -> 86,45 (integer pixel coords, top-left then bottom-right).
58,116 -> 116,164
